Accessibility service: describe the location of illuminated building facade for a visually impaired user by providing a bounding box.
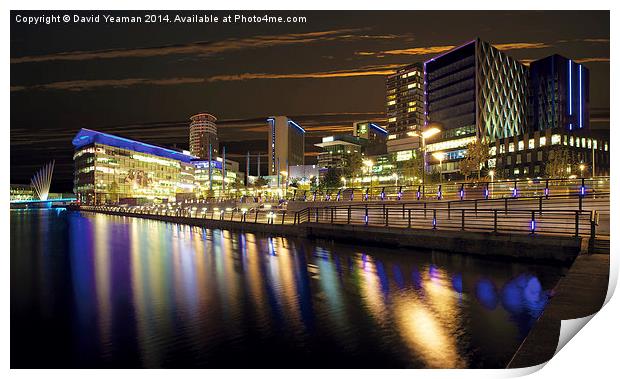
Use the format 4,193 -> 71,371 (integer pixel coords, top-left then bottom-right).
189,113 -> 219,159
73,129 -> 196,205
315,135 -> 364,172
491,130 -> 609,179
386,63 -> 425,153
424,38 -> 529,176
353,121 -> 388,156
193,158 -> 239,198
529,54 -> 590,132
267,116 -> 305,175
10,184 -> 36,201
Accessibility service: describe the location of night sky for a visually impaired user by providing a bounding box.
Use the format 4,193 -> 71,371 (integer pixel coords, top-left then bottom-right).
10,10 -> 609,192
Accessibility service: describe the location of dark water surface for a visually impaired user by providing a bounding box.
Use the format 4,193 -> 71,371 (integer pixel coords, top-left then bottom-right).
11,209 -> 565,368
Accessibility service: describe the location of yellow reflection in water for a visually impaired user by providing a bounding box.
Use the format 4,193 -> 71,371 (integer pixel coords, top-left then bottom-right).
357,254 -> 387,324
393,266 -> 466,368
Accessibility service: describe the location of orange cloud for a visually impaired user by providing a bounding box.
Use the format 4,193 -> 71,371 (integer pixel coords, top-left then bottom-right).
11,28 -> 399,64
357,41 -> 551,57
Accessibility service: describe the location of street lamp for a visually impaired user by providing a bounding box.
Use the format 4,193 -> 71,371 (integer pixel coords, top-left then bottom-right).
409,124 -> 442,197
579,164 -> 585,177
341,176 -> 347,188
432,151 -> 445,184
489,169 -> 495,198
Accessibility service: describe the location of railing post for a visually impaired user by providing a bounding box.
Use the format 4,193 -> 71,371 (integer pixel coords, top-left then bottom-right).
432,209 -> 437,229
316,208 -> 319,223
530,211 -> 536,234
347,206 -> 351,224
408,209 -> 412,228
575,212 -> 580,237
448,202 -> 451,220
504,198 -> 508,215
494,210 -> 498,232
589,212 -> 596,253
365,205 -> 369,226
402,203 -> 405,218
424,202 -> 427,218
385,207 -> 389,226
330,207 -> 334,224
539,196 -> 543,215
282,211 -> 286,225
461,209 -> 465,230
255,210 -> 259,223
475,199 -> 478,215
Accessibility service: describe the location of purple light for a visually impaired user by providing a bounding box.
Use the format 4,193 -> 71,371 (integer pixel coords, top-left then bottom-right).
544,187 -> 549,197
459,189 -> 464,199
417,191 -> 421,200
512,188 -> 518,198
437,190 -> 442,200
364,215 -> 368,225
484,188 -> 489,199
530,220 -> 536,233
580,186 -> 586,196
398,191 -> 403,200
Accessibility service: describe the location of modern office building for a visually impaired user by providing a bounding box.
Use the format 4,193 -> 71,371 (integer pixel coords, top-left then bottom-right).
315,134 -> 365,172
386,63 -> 425,153
189,113 -> 219,159
490,129 -> 609,178
353,121 -> 388,156
10,184 -> 36,201
73,128 -> 197,204
267,116 -> 305,175
424,38 -> 529,176
529,54 -> 590,132
193,158 -> 239,198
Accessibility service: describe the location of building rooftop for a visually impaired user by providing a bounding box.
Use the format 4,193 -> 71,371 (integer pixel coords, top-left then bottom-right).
72,128 -> 197,163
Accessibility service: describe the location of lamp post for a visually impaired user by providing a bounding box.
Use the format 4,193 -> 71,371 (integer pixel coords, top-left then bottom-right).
363,159 -> 373,199
409,125 -> 441,198
579,163 -> 585,178
432,151 -> 445,184
489,169 -> 495,198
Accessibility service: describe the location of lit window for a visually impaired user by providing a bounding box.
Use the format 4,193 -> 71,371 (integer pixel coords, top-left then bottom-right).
540,136 -> 547,146
388,117 -> 396,122
537,151 -> 543,161
514,168 -> 520,174
500,144 -> 505,154
509,142 -> 515,152
605,143 -> 608,151
408,107 -> 417,112
528,139 -> 535,149
587,139 -> 592,149
563,135 -> 568,145
518,141 -> 524,151
581,138 -> 586,148
576,138 -> 580,148
387,100 -> 396,106
594,140 -> 598,149
489,146 -> 496,156
516,155 -> 522,164
551,134 -> 561,145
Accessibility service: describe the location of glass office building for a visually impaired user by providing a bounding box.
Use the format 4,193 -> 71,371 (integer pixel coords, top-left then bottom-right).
529,54 -> 590,132
72,128 -> 196,205
386,63 -> 425,153
424,38 -> 529,176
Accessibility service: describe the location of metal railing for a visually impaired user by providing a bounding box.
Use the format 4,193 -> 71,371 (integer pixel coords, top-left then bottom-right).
286,177 -> 610,203
294,203 -> 597,240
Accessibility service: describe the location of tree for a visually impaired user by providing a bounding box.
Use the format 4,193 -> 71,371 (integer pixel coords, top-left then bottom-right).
400,153 -> 424,185
320,168 -> 341,190
342,153 -> 363,179
253,176 -> 268,187
463,138 -> 490,180
545,146 -> 576,178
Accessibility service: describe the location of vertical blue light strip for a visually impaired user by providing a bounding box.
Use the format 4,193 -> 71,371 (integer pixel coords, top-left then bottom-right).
579,65 -> 583,128
568,60 -> 573,131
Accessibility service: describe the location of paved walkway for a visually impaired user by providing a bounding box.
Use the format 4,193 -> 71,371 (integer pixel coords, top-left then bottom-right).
507,253 -> 610,368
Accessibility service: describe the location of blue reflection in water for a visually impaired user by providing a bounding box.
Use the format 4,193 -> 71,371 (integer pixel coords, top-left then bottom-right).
476,279 -> 499,310
11,210 -> 564,369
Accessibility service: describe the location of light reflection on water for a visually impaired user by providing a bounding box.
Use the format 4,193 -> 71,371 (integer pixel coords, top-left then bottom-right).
11,210 -> 565,368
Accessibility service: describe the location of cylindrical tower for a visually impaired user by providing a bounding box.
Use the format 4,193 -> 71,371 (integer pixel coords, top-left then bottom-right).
189,113 -> 218,159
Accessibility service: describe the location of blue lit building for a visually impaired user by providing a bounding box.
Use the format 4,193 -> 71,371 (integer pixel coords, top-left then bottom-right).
529,54 -> 590,132
267,116 -> 305,176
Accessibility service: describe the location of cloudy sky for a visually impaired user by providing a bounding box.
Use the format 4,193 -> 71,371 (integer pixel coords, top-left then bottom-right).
10,10 -> 609,191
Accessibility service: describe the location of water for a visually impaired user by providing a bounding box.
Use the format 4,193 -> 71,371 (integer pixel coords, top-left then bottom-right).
11,209 -> 565,368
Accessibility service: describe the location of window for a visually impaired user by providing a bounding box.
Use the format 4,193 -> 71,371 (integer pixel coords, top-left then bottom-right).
576,138 -> 580,148
563,135 -> 568,145
516,154 -> 522,164
489,146 -> 496,156
527,153 -> 531,163
537,151 -> 543,161
507,156 -> 512,165
587,139 -> 592,149
509,142 -> 515,152
551,134 -> 561,145
534,165 -> 540,174
500,144 -> 506,154
387,100 -> 396,106
514,168 -> 520,175
529,139 -> 535,149
594,140 -> 598,149
518,141 -> 524,151
524,166 -> 529,174
570,136 -> 574,146
582,138 -> 586,148
540,136 -> 546,146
